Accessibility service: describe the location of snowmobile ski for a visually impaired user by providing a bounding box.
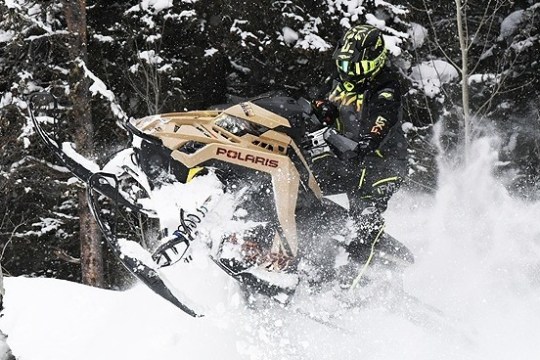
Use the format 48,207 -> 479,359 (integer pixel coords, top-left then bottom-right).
291,308 -> 353,333
87,172 -> 203,317
28,92 -> 152,215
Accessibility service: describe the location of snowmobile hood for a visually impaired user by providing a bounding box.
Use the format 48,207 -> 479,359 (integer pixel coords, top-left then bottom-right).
129,102 -> 290,135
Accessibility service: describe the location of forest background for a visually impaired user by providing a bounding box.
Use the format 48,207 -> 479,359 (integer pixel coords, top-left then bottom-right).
0,0 -> 538,288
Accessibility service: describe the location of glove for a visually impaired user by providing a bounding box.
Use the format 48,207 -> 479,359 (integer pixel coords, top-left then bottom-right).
356,134 -> 378,160
312,99 -> 339,126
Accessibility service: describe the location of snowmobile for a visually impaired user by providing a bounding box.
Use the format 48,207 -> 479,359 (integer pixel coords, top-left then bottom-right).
29,92 -> 414,318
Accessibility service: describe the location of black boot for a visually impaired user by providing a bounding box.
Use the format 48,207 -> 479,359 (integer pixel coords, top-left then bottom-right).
347,206 -> 385,263
338,207 -> 385,288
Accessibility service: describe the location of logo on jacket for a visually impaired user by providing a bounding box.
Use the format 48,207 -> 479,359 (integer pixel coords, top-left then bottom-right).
370,116 -> 388,135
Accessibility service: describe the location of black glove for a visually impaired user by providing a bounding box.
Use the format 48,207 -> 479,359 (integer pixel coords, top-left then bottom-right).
312,99 -> 339,126
356,134 -> 378,160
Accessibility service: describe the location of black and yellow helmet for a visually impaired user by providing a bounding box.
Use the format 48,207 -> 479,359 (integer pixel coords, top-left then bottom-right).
333,25 -> 388,83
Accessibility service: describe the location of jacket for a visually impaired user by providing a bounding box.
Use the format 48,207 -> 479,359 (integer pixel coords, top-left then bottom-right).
327,67 -> 407,160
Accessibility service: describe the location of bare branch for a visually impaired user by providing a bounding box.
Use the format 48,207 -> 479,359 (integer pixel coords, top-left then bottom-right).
52,247 -> 81,264
468,0 -> 493,52
470,0 -> 508,74
421,0 -> 461,71
1,222 -> 24,262
123,15 -> 172,115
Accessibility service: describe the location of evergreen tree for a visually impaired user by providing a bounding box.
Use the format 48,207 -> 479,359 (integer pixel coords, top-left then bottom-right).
1,0 -> 538,285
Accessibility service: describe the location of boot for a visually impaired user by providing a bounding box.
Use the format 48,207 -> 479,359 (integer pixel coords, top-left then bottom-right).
347,206 -> 385,263
338,208 -> 385,289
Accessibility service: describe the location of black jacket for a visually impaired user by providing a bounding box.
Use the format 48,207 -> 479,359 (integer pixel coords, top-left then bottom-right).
326,67 -> 407,160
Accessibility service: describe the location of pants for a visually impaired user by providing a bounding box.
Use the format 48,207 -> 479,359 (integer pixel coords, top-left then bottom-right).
312,151 -> 407,214
311,150 -> 407,260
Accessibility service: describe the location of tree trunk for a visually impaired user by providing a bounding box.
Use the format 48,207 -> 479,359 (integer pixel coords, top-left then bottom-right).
63,0 -> 104,287
455,0 -> 472,159
0,265 -> 4,312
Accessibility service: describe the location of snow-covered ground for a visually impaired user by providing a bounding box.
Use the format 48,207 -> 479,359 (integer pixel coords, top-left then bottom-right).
1,137 -> 540,360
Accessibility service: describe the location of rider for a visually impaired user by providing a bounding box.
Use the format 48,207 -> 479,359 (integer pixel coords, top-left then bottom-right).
206,25 -> 407,290
309,24 -> 408,278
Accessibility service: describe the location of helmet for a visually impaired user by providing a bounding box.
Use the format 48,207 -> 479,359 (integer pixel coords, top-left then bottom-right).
333,25 -> 388,83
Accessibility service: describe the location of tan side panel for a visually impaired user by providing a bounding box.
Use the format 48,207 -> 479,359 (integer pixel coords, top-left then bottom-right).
171,143 -> 299,256
271,158 -> 300,256
260,129 -> 291,146
289,141 -> 323,199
